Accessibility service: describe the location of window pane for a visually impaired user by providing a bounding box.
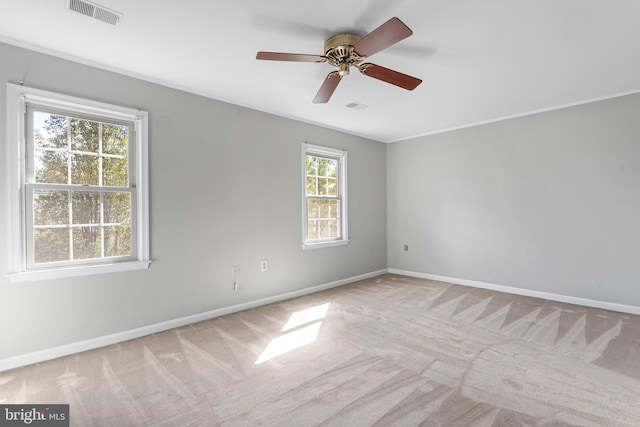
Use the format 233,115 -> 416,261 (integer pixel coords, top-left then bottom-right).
329,220 -> 339,237
329,200 -> 338,218
316,219 -> 339,240
306,155 -> 317,175
307,220 -> 318,240
308,199 -> 319,219
103,157 -> 129,186
304,148 -> 345,245
319,200 -> 329,218
305,198 -> 340,242
70,118 -> 99,152
34,112 -> 68,150
318,158 -> 328,176
34,228 -> 69,263
72,191 -> 100,225
317,177 -> 327,195
72,226 -> 101,260
327,178 -> 337,196
104,192 -> 131,224
35,149 -> 68,184
103,123 -> 129,156
33,189 -> 69,226
306,177 -> 317,195
70,153 -> 99,185
317,220 -> 330,239
104,225 -> 132,257
327,160 -> 337,178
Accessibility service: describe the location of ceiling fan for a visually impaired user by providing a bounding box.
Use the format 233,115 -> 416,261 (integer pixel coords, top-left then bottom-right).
256,17 -> 422,103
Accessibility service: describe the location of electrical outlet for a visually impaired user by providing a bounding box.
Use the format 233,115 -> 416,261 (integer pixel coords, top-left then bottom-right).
404,245 -> 409,251
260,260 -> 268,272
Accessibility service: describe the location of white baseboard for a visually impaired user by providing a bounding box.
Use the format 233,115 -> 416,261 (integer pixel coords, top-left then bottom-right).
388,269 -> 640,316
0,269 -> 387,372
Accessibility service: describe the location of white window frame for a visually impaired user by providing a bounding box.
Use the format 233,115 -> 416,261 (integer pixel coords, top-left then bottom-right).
302,143 -> 348,250
5,83 -> 150,282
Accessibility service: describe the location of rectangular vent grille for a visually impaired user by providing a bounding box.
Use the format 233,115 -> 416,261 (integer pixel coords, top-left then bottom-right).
69,0 -> 122,26
345,101 -> 368,111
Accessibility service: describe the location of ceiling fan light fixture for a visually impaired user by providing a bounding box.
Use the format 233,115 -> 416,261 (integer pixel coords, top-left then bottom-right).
256,17 -> 422,103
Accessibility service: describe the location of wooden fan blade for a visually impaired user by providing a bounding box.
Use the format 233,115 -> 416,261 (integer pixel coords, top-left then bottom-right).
360,63 -> 422,90
256,52 -> 325,62
313,72 -> 342,103
353,17 -> 413,58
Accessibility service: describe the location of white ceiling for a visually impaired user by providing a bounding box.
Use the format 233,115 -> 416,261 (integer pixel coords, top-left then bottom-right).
2,0 -> 640,142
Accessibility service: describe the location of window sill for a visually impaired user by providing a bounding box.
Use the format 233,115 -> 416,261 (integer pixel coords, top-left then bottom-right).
6,260 -> 152,283
302,239 -> 349,250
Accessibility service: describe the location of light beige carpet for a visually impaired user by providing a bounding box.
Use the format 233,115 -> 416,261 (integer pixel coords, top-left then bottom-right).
1,274 -> 639,426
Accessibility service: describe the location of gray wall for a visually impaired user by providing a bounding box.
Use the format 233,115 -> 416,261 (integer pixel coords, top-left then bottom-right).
3,39 -> 638,362
388,93 -> 640,307
0,42 -> 387,359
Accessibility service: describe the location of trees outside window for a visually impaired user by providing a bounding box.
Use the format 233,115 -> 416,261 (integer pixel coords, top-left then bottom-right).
29,110 -> 133,265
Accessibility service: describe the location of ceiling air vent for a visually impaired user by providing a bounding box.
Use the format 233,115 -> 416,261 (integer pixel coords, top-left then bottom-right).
69,0 -> 122,26
345,101 -> 368,111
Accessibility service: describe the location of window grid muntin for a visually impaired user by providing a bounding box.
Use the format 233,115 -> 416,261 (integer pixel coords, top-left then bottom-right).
305,153 -> 342,241
306,197 -> 341,241
305,155 -> 338,197
303,145 -> 347,246
26,105 -> 136,268
31,110 -> 130,187
27,184 -> 137,268
27,184 -> 135,268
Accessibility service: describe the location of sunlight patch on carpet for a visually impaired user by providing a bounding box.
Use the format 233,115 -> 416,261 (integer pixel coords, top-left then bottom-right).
256,302 -> 331,364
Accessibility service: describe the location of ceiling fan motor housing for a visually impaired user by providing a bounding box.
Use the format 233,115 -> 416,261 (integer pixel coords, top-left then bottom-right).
324,33 -> 364,75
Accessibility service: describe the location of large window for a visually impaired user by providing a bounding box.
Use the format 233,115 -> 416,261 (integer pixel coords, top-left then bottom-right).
6,84 -> 150,281
302,144 -> 347,249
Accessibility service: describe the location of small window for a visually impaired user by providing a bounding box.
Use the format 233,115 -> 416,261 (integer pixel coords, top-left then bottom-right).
6,84 -> 150,281
302,144 -> 348,249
